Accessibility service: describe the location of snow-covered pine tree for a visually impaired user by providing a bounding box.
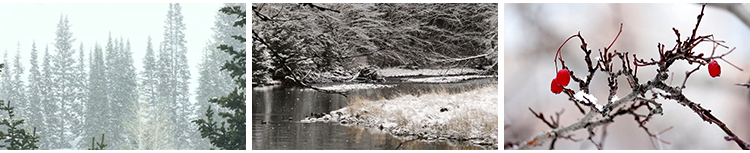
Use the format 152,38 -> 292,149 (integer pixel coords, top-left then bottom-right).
102,36 -> 123,149
140,36 -> 158,109
0,49 -> 10,126
51,14 -> 79,149
10,42 -> 26,121
197,2 -> 244,123
173,4 -> 196,149
111,37 -> 123,149
72,42 -> 87,148
137,37 -> 159,149
40,44 -> 59,149
0,47 -> 35,149
103,33 -> 117,149
25,41 -> 44,139
138,37 -> 167,149
149,41 -> 178,149
116,38 -> 138,149
159,3 -> 197,149
85,43 -> 107,150
193,4 -> 246,150
96,35 -> 138,149
155,40 -> 176,148
1,49 -> 10,109
194,3 -> 246,149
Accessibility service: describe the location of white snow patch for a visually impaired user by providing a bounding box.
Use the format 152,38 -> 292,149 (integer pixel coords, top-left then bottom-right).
574,91 -> 598,104
610,95 -> 620,103
315,83 -> 395,92
403,75 -> 494,83
379,68 -> 484,77
334,85 -> 498,148
594,103 -> 604,112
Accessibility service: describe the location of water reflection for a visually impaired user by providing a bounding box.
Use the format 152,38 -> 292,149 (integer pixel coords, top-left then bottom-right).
251,78 -> 496,149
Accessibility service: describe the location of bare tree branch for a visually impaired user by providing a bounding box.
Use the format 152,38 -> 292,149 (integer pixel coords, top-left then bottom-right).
512,3 -> 749,150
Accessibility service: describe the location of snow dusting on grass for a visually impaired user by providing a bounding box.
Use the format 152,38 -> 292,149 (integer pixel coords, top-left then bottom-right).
379,68 -> 484,77
402,75 -> 494,83
315,83 -> 396,92
331,84 -> 498,148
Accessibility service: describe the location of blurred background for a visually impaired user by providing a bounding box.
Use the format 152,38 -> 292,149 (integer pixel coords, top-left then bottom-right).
504,3 -> 750,149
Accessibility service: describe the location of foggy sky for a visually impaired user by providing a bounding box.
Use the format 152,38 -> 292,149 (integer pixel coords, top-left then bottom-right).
0,3 -> 226,104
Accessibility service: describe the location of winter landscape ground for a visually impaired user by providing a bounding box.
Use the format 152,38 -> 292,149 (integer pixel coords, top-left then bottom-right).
297,68 -> 498,149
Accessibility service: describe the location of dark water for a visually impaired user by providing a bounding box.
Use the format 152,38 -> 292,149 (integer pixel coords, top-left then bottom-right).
251,77 -> 496,150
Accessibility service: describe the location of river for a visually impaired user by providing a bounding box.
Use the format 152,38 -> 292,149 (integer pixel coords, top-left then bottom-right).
251,77 -> 496,149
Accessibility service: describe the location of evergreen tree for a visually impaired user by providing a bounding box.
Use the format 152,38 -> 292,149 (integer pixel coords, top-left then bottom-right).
135,36 -> 178,149
72,42 -> 87,148
140,36 -> 158,109
152,41 -> 179,149
103,33 -> 116,149
193,4 -> 246,150
85,43 -> 106,150
197,2 -> 244,122
9,42 -> 26,121
1,49 -> 10,105
159,3 -> 197,149
0,100 -> 39,150
25,41 -> 43,138
51,14 -> 79,149
194,3 -> 245,149
116,38 -> 138,149
103,35 -> 124,149
96,35 -> 138,149
39,44 -> 58,149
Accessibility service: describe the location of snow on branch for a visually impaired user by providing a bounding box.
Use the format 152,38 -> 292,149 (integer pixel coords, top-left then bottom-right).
507,3 -> 749,150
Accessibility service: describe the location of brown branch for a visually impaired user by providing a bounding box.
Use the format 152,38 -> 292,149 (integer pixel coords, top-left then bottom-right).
654,81 -> 750,150
606,23 -> 623,51
688,3 -> 706,47
554,34 -> 581,71
681,65 -> 701,89
516,3 -> 748,150
529,108 -> 558,129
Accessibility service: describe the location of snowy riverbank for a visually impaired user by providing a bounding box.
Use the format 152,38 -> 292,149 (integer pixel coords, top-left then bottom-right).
401,75 -> 495,83
301,84 -> 498,149
378,68 -> 485,77
313,83 -> 396,93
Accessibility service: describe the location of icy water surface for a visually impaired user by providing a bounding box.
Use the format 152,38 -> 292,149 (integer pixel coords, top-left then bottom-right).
251,77 -> 496,149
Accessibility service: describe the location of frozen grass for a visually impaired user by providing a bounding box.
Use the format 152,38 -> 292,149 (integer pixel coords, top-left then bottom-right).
378,68 -> 484,77
402,75 -> 495,83
332,84 -> 498,148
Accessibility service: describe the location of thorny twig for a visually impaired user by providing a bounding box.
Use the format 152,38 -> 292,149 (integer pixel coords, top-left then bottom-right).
512,3 -> 749,150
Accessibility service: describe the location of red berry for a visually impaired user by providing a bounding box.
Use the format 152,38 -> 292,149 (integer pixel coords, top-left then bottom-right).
551,78 -> 563,94
708,60 -> 721,78
556,69 -> 570,86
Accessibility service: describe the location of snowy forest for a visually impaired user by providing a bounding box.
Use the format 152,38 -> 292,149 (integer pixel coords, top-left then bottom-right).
252,3 -> 498,86
252,3 -> 497,150
0,3 -> 246,150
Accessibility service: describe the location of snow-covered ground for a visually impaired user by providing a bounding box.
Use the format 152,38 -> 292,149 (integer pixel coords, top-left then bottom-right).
302,85 -> 498,149
313,83 -> 396,93
402,75 -> 495,83
379,68 -> 484,77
